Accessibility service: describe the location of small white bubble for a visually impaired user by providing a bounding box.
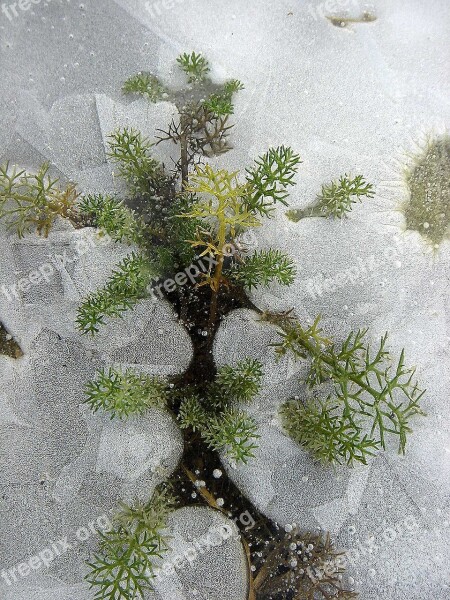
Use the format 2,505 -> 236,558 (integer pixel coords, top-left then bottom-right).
213,469 -> 222,479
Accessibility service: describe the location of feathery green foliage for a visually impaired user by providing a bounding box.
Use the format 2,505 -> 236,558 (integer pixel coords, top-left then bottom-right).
122,72 -> 166,102
286,174 -> 374,222
178,393 -> 208,432
76,253 -> 154,335
108,128 -> 164,196
178,359 -> 263,463
244,146 -> 302,216
86,487 -> 175,600
281,399 -> 380,465
203,79 -> 244,116
0,162 -> 79,237
84,368 -> 168,419
272,316 -> 425,464
231,249 -> 296,290
180,158 -> 298,298
202,408 -> 260,464
176,51 -> 210,82
215,358 -> 263,403
316,174 -> 374,217
78,194 -> 146,244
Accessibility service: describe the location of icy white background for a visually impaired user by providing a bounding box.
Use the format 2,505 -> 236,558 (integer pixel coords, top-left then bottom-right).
0,0 -> 449,598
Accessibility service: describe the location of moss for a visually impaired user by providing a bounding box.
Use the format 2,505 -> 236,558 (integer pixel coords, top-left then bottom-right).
404,136 -> 450,245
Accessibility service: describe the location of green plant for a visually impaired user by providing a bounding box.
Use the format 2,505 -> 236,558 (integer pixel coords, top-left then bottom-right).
178,358 -> 263,463
86,487 -> 175,600
0,162 -> 79,237
76,253 -> 154,335
271,315 -> 425,465
286,174 -> 374,222
230,249 -> 296,290
78,194 -> 146,244
122,72 -> 167,102
176,51 -> 210,82
203,79 -> 245,116
180,149 -> 299,331
245,146 -> 302,216
84,368 -> 168,418
3,49 -> 427,600
107,128 -> 165,197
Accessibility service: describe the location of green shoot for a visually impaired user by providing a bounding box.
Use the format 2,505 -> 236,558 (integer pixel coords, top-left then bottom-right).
203,79 -> 244,117
78,194 -> 146,244
122,72 -> 166,102
86,487 -> 175,600
0,162 -> 79,237
286,174 -> 374,221
214,358 -> 263,403
231,249 -> 296,290
281,399 -> 380,465
176,51 -> 210,82
84,368 -> 168,419
202,408 -> 260,464
107,128 -> 164,196
76,253 -> 154,335
178,359 -> 263,463
271,315 -> 426,464
245,146 -> 302,216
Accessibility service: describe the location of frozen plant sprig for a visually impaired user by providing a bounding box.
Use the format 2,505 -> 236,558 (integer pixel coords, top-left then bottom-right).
178,359 -> 263,463
287,174 -> 374,221
0,162 -> 79,237
78,194 -> 146,244
84,368 -> 168,419
76,253 -> 154,335
202,408 -> 260,464
179,398 -> 262,464
176,51 -> 210,82
203,79 -> 244,116
244,146 -> 302,217
180,159 -> 297,331
271,315 -> 426,464
214,358 -> 263,403
86,488 -> 175,600
281,399 -> 380,465
122,72 -> 166,102
231,249 -> 296,290
108,128 -> 165,197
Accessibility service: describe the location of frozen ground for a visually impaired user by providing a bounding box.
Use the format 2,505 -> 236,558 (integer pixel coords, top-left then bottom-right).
0,0 -> 449,598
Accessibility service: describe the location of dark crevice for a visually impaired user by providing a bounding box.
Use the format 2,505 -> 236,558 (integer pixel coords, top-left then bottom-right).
0,322 -> 23,359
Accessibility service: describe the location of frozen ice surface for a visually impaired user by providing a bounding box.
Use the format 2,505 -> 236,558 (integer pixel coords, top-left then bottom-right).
1,0 -> 449,598
151,507 -> 248,600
